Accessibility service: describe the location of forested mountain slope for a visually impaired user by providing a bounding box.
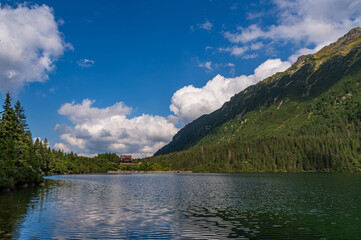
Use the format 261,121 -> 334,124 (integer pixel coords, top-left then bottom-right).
148,27 -> 361,172
155,27 -> 361,156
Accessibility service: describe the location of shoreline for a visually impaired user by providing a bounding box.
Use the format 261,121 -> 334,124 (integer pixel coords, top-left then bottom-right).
0,182 -> 45,193
107,170 -> 193,174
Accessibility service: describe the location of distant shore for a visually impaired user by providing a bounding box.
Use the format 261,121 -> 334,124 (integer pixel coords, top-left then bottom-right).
107,170 -> 192,174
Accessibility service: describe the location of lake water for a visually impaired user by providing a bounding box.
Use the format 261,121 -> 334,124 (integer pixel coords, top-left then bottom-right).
1,173 -> 361,239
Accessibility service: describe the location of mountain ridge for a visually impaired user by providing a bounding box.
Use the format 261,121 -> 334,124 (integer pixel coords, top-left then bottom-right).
154,27 -> 361,157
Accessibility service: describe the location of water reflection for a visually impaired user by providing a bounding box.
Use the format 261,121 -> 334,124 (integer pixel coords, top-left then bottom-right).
1,173 -> 361,239
0,182 -> 52,239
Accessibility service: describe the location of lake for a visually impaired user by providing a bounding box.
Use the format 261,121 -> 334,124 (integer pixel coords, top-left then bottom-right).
1,173 -> 361,239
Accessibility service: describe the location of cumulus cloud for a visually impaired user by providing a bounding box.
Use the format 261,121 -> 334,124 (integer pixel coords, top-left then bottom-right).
224,0 -> 361,50
77,58 -> 95,68
170,58 -> 291,124
198,20 -> 213,30
167,115 -> 180,125
55,100 -> 179,157
54,124 -> 73,132
58,99 -> 132,124
0,4 -> 69,92
54,143 -> 71,153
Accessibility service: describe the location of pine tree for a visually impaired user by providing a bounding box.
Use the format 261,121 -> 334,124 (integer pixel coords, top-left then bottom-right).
14,100 -> 30,141
1,92 -> 17,140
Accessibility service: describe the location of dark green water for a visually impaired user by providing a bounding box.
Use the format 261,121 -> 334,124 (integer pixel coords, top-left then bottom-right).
0,173 -> 360,239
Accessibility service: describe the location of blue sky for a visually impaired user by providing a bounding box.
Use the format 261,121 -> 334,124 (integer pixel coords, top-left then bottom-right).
1,0 -> 360,157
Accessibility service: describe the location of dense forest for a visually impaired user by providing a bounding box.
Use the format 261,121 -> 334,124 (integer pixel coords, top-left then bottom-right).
146,135 -> 361,172
148,27 -> 361,172
0,93 -> 119,188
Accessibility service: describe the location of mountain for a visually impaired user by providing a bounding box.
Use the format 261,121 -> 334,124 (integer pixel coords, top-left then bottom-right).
149,27 -> 361,172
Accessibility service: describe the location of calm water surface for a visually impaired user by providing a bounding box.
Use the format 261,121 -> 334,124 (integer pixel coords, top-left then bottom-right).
1,173 -> 361,239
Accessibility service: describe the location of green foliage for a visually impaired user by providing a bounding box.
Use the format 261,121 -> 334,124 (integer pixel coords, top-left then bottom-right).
151,28 -> 361,172
44,151 -> 119,175
0,92 -> 42,187
117,162 -> 169,171
147,135 -> 361,172
0,93 -> 119,188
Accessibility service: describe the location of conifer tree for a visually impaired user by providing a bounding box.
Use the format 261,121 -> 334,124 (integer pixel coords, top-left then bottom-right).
14,100 -> 30,140
1,92 -> 17,140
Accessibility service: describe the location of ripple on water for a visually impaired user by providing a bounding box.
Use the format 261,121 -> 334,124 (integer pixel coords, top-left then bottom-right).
0,173 -> 361,239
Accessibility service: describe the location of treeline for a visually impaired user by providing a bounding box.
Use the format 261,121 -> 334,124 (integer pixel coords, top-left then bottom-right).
0,93 -> 118,188
35,146 -> 119,175
146,135 -> 361,172
117,162 -> 168,171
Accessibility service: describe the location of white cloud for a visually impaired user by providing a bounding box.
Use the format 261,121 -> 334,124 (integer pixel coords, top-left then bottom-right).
229,46 -> 247,56
288,44 -> 324,63
54,143 -> 71,153
57,18 -> 65,26
250,42 -> 264,50
0,4 -> 69,92
218,42 -> 264,57
224,0 -> 361,47
78,153 -> 98,158
54,124 -> 73,132
33,137 -> 42,143
252,59 -> 291,81
58,99 -> 132,124
219,46 -> 249,56
224,25 -> 264,44
226,63 -> 235,77
246,11 -> 264,20
167,115 -> 180,125
77,58 -> 95,68
33,137 -> 50,146
170,58 -> 291,124
198,20 -> 213,30
198,61 -> 213,71
220,0 -> 361,61
56,100 -> 179,157
242,54 -> 258,59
